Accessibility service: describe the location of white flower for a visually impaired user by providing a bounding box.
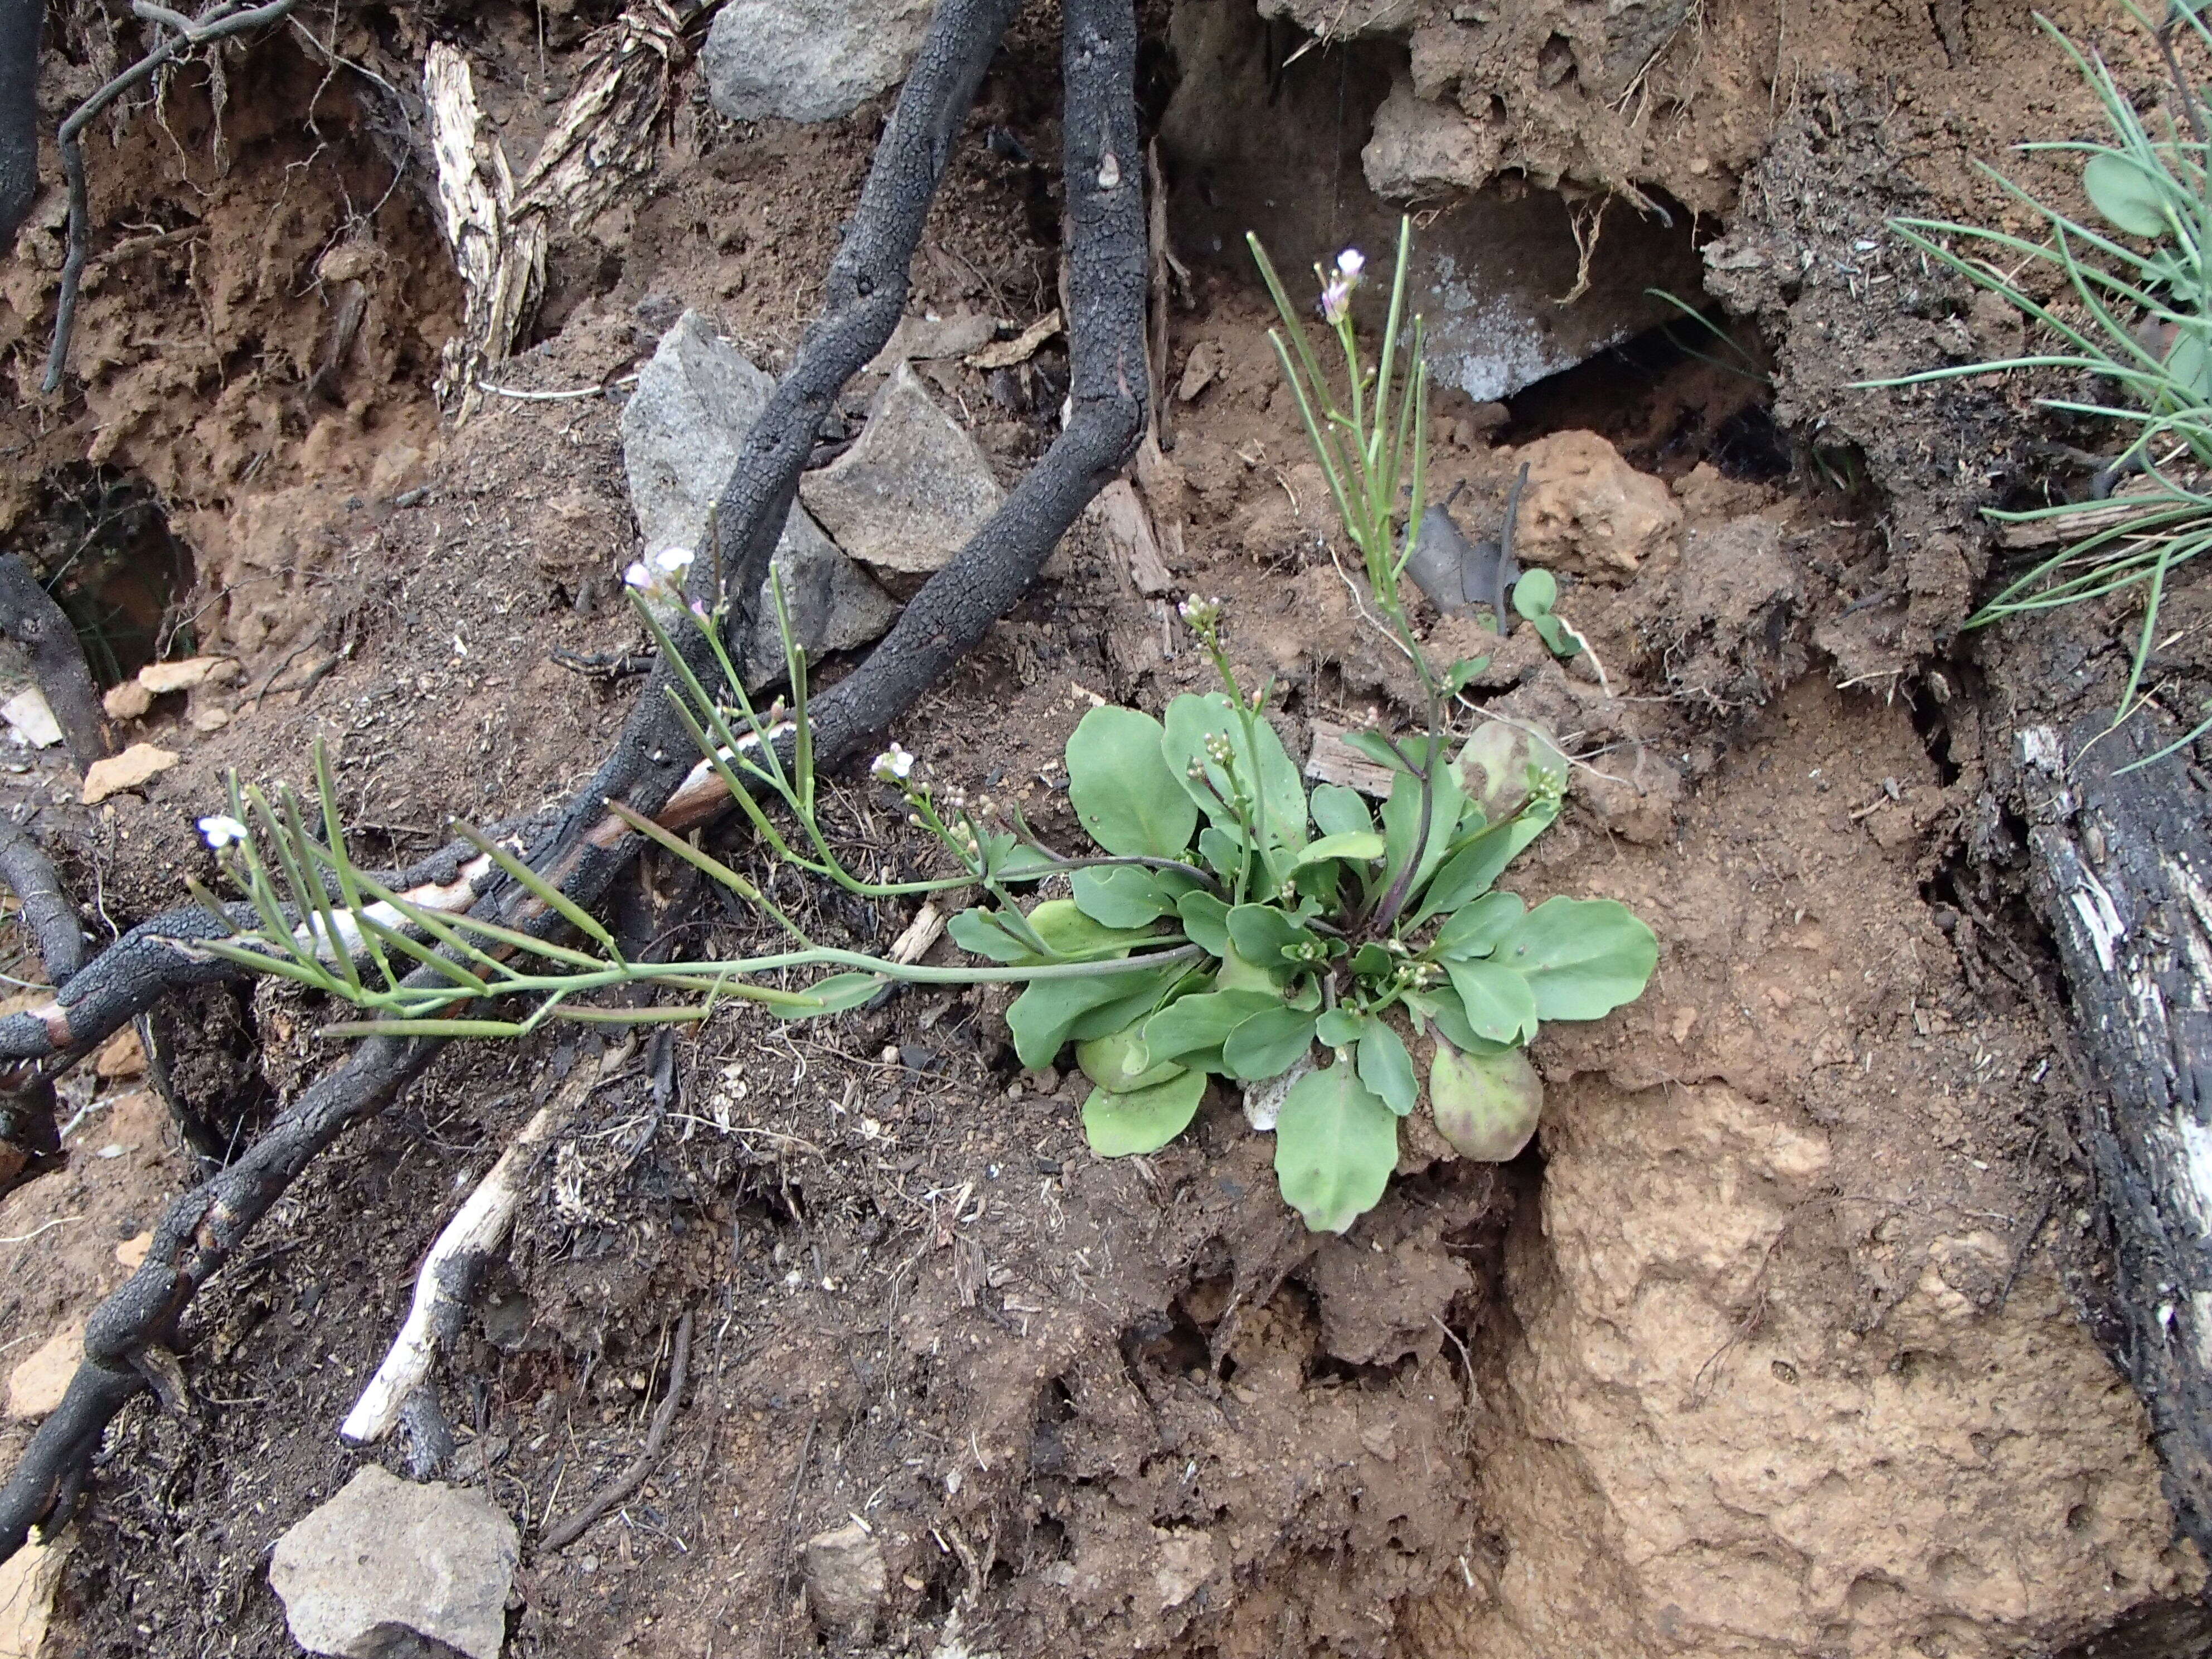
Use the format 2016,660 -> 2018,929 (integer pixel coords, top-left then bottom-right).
1177,594 -> 1223,633
1320,249 -> 1364,325
198,814 -> 249,851
872,743 -> 916,784
623,544 -> 697,601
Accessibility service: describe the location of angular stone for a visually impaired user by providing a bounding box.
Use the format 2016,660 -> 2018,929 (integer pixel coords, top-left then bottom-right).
0,1532 -> 68,1658
702,0 -> 934,124
93,1026 -> 145,1080
269,1466 -> 517,1659
138,656 -> 236,694
622,311 -> 896,681
82,743 -> 178,804
801,1520 -> 886,1634
1511,430 -> 1681,579
7,1323 -> 83,1419
798,363 -> 1005,585
0,687 -> 61,750
102,680 -> 153,721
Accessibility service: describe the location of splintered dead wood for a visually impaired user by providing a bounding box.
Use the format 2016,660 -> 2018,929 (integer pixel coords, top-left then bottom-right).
428,0 -> 695,421
0,0 -> 1146,1568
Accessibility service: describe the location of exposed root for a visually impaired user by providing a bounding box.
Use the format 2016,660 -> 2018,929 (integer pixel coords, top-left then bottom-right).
44,0 -> 302,394
539,1307 -> 694,1553
0,0 -> 1146,1568
339,1099 -> 562,1446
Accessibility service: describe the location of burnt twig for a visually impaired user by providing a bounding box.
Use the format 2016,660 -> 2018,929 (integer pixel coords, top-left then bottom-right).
0,555 -> 108,769
0,0 -> 37,251
539,1307 -> 693,1553
0,819 -> 83,988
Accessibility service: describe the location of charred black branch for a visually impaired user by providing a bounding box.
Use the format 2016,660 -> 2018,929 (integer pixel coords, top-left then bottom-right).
2016,712 -> 2212,1559
0,0 -> 1147,1565
0,828 -> 535,1068
0,819 -> 83,989
0,555 -> 107,769
0,0 -> 37,250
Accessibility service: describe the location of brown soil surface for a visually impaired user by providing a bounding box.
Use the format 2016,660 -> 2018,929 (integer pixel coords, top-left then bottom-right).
1,3 -> 2209,1658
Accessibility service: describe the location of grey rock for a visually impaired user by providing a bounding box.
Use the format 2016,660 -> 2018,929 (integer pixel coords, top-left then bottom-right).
802,1520 -> 887,1634
798,363 -> 1005,586
622,312 -> 897,682
268,1466 -> 518,1659
702,0 -> 934,124
865,308 -> 997,373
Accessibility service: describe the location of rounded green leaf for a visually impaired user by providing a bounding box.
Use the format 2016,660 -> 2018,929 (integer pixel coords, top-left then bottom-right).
1429,1042 -> 1544,1161
2083,151 -> 2169,239
1176,889 -> 1231,955
1067,705 -> 1198,858
1274,1061 -> 1398,1234
1443,957 -> 1539,1045
1023,898 -> 1160,961
1139,988 -> 1280,1065
1493,896 -> 1658,1022
1355,1019 -> 1417,1116
1214,943 -> 1279,993
1161,692 -> 1309,860
1010,967 -> 1176,1069
1314,1006 -> 1366,1049
1082,1070 -> 1208,1157
1432,890 -> 1524,960
1222,1005 -> 1318,1080
947,906 -> 1030,963
1073,865 -> 1176,929
1077,1027 -> 1186,1094
1309,783 -> 1375,840
1225,904 -> 1321,967
1287,830 -> 1388,872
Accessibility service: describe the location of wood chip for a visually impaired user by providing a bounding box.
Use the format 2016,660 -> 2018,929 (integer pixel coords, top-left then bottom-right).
1093,480 -> 1174,596
1994,478 -> 2174,549
1304,720 -> 1397,798
966,308 -> 1063,371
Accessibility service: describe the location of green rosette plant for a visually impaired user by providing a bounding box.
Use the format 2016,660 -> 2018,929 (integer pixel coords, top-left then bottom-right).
189,220 -> 1658,1236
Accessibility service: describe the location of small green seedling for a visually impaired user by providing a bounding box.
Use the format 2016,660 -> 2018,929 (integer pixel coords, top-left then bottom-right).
1511,568 -> 1583,659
